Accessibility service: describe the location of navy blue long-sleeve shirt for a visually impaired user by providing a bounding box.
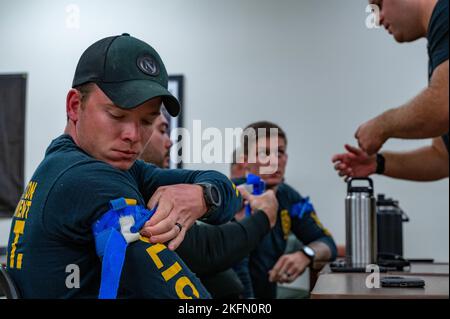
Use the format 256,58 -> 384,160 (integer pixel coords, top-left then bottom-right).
7,135 -> 242,298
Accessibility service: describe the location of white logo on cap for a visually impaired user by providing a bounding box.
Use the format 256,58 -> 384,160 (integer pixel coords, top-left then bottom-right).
137,55 -> 159,76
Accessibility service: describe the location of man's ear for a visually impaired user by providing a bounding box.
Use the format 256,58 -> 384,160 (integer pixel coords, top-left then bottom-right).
66,89 -> 82,123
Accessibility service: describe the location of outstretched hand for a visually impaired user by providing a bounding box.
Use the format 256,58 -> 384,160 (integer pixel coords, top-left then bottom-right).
331,144 -> 377,180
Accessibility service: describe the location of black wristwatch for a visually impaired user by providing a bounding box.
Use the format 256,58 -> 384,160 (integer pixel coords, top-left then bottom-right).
301,246 -> 316,263
375,153 -> 386,174
196,183 -> 222,217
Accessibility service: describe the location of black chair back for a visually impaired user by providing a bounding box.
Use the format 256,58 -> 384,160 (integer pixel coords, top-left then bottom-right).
0,265 -> 21,299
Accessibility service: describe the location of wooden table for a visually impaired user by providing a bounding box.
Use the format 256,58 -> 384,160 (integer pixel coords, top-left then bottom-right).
319,262 -> 449,277
391,263 -> 449,277
311,262 -> 449,299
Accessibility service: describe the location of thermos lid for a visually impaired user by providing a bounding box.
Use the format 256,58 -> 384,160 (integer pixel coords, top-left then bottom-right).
347,177 -> 374,194
377,194 -> 397,206
376,193 -> 410,222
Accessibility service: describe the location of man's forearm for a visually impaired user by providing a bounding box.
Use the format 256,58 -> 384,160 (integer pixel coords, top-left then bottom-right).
380,86 -> 449,140
177,211 -> 270,276
382,139 -> 449,181
144,166 -> 242,224
309,241 -> 332,262
194,171 -> 243,225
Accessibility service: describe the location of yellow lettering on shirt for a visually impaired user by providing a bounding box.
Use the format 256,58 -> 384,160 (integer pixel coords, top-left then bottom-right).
14,181 -> 38,219
175,276 -> 200,299
143,241 -> 202,299
16,254 -> 23,269
9,220 -> 25,268
9,181 -> 38,269
146,244 -> 166,269
162,261 -> 182,282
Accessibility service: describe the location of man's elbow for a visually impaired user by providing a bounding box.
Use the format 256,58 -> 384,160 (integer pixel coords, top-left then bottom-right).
436,109 -> 449,133
428,75 -> 449,133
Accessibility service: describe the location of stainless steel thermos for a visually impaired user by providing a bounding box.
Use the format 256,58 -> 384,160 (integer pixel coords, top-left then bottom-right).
345,178 -> 377,268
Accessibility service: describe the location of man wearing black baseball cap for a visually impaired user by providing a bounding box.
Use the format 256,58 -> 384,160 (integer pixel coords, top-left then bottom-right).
72,33 -> 180,116
6,33 -> 243,298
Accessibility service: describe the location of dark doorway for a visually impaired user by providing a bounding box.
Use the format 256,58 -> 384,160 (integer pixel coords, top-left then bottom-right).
0,74 -> 27,217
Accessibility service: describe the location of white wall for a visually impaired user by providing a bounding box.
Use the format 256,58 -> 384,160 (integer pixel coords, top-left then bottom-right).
0,0 -> 448,262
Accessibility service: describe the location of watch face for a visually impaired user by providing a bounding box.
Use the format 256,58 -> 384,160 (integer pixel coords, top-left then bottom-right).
303,246 -> 315,258
210,185 -> 220,204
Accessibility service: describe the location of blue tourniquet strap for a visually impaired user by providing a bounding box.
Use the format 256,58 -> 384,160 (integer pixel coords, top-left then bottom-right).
98,228 -> 127,299
130,204 -> 157,233
245,174 -> 266,217
92,197 -> 156,299
290,197 -> 314,219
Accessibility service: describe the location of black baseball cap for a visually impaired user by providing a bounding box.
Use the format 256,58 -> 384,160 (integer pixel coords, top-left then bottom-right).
72,33 -> 180,116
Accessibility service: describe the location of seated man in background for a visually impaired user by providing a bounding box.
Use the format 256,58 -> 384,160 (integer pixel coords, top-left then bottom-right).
139,110 -> 280,298
7,34 -> 242,299
139,107 -> 173,169
233,121 -> 337,299
230,148 -> 246,180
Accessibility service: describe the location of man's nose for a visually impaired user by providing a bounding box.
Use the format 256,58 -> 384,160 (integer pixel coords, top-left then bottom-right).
122,122 -> 141,143
268,153 -> 279,167
165,135 -> 173,149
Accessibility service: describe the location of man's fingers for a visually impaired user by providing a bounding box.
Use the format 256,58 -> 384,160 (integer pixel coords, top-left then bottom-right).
278,260 -> 299,283
268,270 -> 281,283
144,210 -> 178,236
167,227 -> 187,251
248,189 -> 273,208
147,187 -> 165,210
345,144 -> 363,156
247,196 -> 259,211
277,260 -> 293,277
268,269 -> 278,283
275,262 -> 294,284
337,165 -> 352,175
236,185 -> 251,200
147,225 -> 179,244
145,196 -> 174,227
331,153 -> 345,163
283,267 -> 302,283
269,257 -> 287,282
278,273 -> 292,284
338,168 -> 352,178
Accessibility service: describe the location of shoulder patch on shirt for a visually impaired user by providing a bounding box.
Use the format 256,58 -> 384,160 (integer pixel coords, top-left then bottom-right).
310,211 -> 332,237
280,209 -> 291,240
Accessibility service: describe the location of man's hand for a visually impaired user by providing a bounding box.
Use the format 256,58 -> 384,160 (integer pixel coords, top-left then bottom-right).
268,251 -> 311,284
140,184 -> 207,251
355,117 -> 388,155
332,144 -> 377,179
236,185 -> 278,227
